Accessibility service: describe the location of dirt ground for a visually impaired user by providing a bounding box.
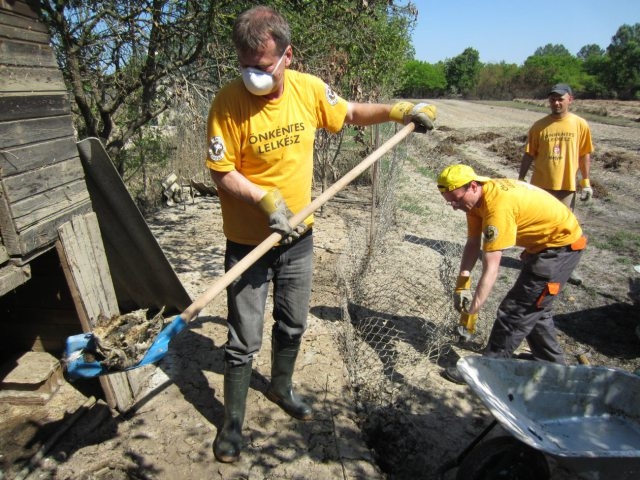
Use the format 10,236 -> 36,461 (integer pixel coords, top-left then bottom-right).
2,99 -> 640,480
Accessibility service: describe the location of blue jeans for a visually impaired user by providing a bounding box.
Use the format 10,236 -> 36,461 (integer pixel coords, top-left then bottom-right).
223,230 -> 313,366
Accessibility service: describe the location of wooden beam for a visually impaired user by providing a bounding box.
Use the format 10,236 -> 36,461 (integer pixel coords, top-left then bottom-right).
56,212 -> 134,412
12,179 -> 90,231
0,0 -> 39,19
0,65 -> 65,93
0,262 -> 30,296
0,94 -> 70,122
0,115 -> 75,150
0,136 -> 78,176
0,38 -> 57,68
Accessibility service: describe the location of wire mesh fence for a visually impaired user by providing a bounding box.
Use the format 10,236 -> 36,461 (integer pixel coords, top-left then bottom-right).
332,124 -> 508,413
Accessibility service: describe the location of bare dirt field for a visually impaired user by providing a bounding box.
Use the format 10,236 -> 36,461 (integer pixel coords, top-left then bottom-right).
2,99 -> 639,480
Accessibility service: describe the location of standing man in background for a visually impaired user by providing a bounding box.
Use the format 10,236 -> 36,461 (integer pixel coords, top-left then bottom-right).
518,83 -> 594,211
205,5 -> 435,463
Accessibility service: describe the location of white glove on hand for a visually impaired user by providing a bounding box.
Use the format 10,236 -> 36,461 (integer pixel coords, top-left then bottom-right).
258,189 -> 307,244
580,178 -> 593,201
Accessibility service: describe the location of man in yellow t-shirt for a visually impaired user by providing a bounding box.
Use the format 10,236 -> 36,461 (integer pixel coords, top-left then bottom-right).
437,165 -> 585,384
518,83 -> 593,210
205,6 -> 436,463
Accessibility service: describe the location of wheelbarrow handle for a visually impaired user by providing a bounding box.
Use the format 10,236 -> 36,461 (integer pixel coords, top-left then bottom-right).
180,122 -> 416,322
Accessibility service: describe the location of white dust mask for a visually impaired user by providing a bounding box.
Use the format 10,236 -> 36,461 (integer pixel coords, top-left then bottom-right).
241,50 -> 287,96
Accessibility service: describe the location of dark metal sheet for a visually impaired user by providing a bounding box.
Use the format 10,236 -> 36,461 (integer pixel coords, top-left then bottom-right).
76,137 -> 191,314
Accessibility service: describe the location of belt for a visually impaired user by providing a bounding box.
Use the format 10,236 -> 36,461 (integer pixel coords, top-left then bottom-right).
549,235 -> 587,252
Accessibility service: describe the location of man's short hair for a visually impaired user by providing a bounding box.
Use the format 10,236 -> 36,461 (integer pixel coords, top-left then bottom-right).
232,6 -> 291,54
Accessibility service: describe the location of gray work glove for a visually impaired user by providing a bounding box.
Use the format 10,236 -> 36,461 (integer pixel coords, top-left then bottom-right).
258,189 -> 307,244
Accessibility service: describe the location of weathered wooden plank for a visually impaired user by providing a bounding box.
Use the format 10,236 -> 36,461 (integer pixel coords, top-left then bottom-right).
12,179 -> 90,231
0,115 -> 74,149
1,198 -> 92,257
0,6 -> 47,33
0,94 -> 70,122
71,215 -> 112,318
0,180 -> 18,254
0,38 -> 56,68
1,155 -> 85,203
0,241 -> 7,263
0,0 -> 39,19
20,200 -> 92,255
0,262 -> 30,296
0,21 -> 49,43
0,136 -> 78,176
55,232 -> 121,410
83,213 -> 119,315
0,65 -> 66,92
57,220 -> 101,329
56,213 -> 133,411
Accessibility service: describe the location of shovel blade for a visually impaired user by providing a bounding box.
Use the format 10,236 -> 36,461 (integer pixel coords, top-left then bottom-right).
131,315 -> 187,368
64,315 -> 188,379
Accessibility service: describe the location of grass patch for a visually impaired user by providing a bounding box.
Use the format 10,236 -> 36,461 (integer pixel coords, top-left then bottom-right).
416,165 -> 436,179
398,194 -> 430,216
592,230 -> 640,262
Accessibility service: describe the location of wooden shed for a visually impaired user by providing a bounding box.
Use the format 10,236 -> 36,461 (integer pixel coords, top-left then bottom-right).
0,0 -> 191,414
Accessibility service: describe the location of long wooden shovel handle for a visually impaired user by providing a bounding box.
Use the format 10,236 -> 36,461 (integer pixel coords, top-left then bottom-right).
180,122 -> 416,322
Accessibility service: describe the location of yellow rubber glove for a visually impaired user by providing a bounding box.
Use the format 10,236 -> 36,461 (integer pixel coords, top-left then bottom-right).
453,275 -> 472,313
458,311 -> 478,339
257,189 -> 307,244
579,178 -> 593,201
390,101 -> 436,132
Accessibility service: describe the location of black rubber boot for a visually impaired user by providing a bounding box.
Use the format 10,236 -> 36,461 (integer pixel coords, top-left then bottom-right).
265,336 -> 312,421
213,362 -> 252,463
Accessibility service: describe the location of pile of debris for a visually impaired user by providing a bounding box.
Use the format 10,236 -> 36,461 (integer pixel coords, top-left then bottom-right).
84,308 -> 167,370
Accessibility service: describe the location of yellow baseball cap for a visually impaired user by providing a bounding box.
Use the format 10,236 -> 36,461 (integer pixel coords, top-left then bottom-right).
437,164 -> 491,193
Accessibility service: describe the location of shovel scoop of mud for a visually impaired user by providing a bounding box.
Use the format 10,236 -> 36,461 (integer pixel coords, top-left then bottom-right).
64,308 -> 187,379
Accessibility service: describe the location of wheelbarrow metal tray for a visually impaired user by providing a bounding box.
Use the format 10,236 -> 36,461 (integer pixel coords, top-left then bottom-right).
457,357 -> 640,460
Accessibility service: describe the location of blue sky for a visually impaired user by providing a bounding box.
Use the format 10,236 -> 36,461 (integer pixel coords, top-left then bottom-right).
410,0 -> 640,65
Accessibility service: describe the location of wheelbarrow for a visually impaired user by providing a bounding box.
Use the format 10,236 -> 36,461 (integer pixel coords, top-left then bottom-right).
438,356 -> 640,480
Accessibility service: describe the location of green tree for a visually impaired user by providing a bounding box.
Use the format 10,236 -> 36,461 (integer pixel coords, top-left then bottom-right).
604,23 -> 640,99
396,60 -> 446,98
533,43 -> 572,57
577,43 -> 605,59
578,45 -> 608,98
39,0 -> 238,174
519,45 -> 585,97
444,47 -> 480,96
474,62 -> 519,100
285,0 -> 416,103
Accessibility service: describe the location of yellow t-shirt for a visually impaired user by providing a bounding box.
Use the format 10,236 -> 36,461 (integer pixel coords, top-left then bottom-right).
205,70 -> 348,245
467,179 -> 583,254
526,113 -> 593,191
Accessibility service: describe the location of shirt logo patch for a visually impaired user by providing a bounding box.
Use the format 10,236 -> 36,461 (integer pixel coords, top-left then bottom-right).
484,225 -> 498,243
208,136 -> 225,162
325,85 -> 338,106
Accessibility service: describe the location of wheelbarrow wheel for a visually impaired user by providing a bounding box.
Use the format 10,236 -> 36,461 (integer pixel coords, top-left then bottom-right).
456,435 -> 549,480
